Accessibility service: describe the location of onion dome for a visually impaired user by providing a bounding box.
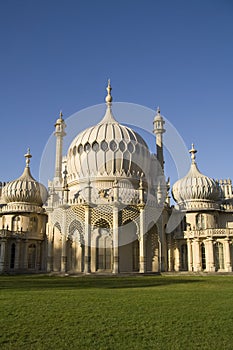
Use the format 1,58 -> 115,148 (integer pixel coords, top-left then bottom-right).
172,144 -> 220,209
66,80 -> 151,184
2,149 -> 48,206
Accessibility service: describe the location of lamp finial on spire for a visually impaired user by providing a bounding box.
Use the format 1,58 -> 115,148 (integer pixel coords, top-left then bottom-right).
24,148 -> 32,167
105,79 -> 112,105
189,143 -> 197,164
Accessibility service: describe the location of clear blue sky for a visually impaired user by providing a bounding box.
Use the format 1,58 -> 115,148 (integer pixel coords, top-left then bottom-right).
0,0 -> 233,188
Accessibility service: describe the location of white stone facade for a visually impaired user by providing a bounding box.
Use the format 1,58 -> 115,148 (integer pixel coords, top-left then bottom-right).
0,83 -> 232,274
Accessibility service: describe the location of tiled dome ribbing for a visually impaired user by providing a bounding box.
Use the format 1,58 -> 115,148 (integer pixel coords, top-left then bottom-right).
2,150 -> 48,206
172,144 -> 220,204
66,82 -> 151,183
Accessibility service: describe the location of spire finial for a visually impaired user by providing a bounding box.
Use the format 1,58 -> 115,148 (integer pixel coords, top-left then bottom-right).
189,143 -> 197,164
59,110 -> 63,119
105,79 -> 112,105
24,148 -> 32,167
157,106 -> 160,114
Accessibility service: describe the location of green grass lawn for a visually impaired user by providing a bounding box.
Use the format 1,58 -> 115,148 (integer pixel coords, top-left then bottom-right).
0,275 -> 233,350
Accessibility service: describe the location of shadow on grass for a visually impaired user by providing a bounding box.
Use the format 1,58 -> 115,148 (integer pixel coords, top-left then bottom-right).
0,275 -> 204,291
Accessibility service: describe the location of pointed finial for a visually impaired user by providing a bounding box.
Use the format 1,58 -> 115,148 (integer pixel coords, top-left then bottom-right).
105,79 -> 113,105
189,143 -> 197,164
24,148 -> 32,167
157,106 -> 160,114
59,110 -> 63,119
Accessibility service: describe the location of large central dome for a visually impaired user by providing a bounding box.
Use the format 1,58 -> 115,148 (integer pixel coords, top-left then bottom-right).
66,82 -> 151,185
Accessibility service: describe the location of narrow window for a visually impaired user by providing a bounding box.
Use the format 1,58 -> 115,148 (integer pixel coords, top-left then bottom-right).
10,243 -> 16,269
201,243 -> 206,270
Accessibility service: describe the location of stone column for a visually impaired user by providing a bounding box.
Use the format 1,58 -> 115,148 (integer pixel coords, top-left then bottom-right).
192,238 -> 201,272
174,241 -> 180,271
47,224 -> 53,272
84,204 -> 91,273
0,240 -> 6,272
76,243 -> 82,272
139,206 -> 146,273
205,238 -> 215,272
61,234 -> 67,273
112,205 -> 119,274
167,234 -> 173,272
223,238 -> 232,272
187,238 -> 193,272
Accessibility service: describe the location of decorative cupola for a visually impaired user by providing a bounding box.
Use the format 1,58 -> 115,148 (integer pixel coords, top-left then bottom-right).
2,149 -> 48,207
172,144 -> 221,211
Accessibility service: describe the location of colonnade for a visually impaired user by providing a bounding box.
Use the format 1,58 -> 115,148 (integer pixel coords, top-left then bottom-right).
167,237 -> 232,272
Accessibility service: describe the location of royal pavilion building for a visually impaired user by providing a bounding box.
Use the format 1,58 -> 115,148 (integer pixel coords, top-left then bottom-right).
0,82 -> 233,274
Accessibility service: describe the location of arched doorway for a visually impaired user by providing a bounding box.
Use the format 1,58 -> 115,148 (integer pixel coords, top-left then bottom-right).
93,219 -> 112,272
119,220 -> 139,272
67,220 -> 84,272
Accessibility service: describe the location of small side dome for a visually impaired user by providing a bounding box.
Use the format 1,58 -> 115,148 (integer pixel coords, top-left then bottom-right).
2,149 -> 48,206
172,144 -> 220,207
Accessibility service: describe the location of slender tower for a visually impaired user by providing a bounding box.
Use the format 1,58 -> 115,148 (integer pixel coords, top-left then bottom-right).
54,111 -> 66,182
153,107 -> 165,171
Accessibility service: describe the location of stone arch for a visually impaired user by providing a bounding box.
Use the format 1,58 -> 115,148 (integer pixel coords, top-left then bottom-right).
92,219 -> 112,272
67,220 -> 84,272
119,219 -> 139,273
68,220 -> 84,243
146,222 -> 159,272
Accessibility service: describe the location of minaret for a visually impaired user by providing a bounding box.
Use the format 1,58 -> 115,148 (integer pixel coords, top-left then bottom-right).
54,111 -> 66,181
153,107 -> 165,171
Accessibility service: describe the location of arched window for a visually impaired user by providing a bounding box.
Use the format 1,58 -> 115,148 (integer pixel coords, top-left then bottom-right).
201,243 -> 206,270
215,242 -> 224,270
28,244 -> 36,269
12,216 -> 20,231
10,243 -> 16,269
196,214 -> 205,230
